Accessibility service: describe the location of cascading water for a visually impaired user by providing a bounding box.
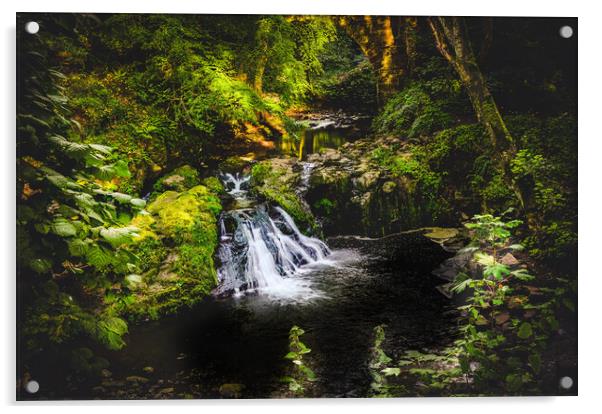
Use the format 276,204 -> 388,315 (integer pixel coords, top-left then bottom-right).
216,173 -> 330,298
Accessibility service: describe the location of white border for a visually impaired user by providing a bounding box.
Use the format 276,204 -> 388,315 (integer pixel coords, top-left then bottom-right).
2,1 -> 599,413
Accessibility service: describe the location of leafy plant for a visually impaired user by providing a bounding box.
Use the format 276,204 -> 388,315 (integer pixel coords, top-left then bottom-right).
17,24 -> 142,354
368,325 -> 406,397
281,325 -> 317,396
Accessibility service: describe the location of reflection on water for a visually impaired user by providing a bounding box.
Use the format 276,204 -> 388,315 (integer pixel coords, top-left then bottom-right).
278,114 -> 370,160
280,129 -> 350,160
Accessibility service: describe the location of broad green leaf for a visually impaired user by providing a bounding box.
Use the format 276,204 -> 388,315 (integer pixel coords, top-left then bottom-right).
100,316 -> 128,335
505,373 -> 523,392
99,226 -> 138,247
299,364 -> 317,381
474,252 -> 495,266
68,239 -> 89,256
86,245 -> 114,269
124,274 -> 143,288
51,218 -> 77,237
484,263 -> 511,280
528,353 -> 541,373
112,160 -> 131,178
30,258 -> 52,273
130,198 -> 146,208
381,367 -> 401,377
517,322 -> 533,339
110,192 -> 132,204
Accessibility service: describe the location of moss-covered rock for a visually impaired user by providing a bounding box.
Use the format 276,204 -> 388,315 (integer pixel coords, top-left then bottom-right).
152,165 -> 201,196
125,184 -> 222,320
250,158 -> 317,235
305,136 -> 454,236
201,176 -> 225,195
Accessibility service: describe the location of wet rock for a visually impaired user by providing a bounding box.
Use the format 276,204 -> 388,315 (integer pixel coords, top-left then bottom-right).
320,148 -> 341,164
495,312 -> 511,325
432,250 -> 473,281
500,252 -> 519,266
143,366 -> 155,374
357,171 -> 380,190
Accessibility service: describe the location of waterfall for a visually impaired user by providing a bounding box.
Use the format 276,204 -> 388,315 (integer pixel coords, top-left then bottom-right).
220,172 -> 251,199
297,162 -> 315,195
216,173 -> 330,298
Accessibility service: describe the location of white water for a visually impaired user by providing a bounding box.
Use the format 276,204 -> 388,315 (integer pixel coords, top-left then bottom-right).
221,172 -> 251,199
216,173 -> 331,299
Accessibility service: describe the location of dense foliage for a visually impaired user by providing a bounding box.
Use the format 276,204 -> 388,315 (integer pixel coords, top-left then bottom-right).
17,19 -> 142,356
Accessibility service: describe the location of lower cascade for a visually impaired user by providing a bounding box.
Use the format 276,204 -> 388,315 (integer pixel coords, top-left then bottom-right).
216,173 -> 330,297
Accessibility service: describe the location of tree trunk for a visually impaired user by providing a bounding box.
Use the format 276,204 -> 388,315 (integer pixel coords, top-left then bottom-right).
427,17 -> 534,218
428,17 -> 513,153
336,16 -> 408,106
403,17 -> 419,75
253,53 -> 267,93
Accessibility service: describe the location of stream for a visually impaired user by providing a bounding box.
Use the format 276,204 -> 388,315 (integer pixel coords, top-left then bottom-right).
31,113 -> 457,400
93,172 -> 456,399
277,111 -> 371,159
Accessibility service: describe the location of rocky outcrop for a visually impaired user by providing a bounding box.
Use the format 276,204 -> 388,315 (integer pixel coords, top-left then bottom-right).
250,158 -> 318,235
151,165 -> 201,196
305,136 -> 452,236
246,135 -> 454,237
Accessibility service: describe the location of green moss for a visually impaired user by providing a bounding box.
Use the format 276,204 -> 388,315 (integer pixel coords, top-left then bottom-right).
152,165 -> 201,195
313,198 -> 336,216
125,183 -> 222,321
201,176 -> 225,195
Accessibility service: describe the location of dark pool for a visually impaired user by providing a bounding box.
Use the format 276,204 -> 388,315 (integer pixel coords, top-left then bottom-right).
33,232 -> 457,399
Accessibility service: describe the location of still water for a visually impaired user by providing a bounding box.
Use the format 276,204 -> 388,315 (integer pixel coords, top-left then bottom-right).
277,113 -> 370,160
